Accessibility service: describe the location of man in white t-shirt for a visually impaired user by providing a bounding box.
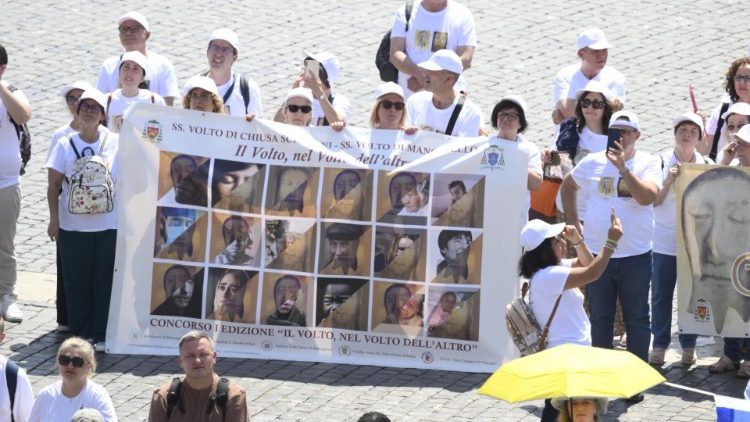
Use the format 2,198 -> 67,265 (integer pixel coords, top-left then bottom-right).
200,28 -> 263,117
0,44 -> 31,323
96,11 -> 180,106
389,0 -> 477,98
406,49 -> 482,137
560,111 -> 661,384
552,28 -> 627,124
0,317 -> 33,422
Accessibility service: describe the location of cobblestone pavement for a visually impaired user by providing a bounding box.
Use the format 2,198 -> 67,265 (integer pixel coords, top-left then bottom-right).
2,0 -> 749,420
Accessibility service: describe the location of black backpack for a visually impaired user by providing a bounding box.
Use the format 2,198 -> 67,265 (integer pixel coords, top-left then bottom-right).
6,359 -> 19,422
375,0 -> 414,83
6,85 -> 31,176
166,376 -> 230,421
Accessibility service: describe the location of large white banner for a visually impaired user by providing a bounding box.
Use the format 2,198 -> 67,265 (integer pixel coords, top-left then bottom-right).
107,103 -> 527,372
677,164 -> 750,337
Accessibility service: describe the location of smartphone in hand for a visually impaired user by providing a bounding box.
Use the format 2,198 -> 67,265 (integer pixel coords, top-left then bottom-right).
607,128 -> 621,150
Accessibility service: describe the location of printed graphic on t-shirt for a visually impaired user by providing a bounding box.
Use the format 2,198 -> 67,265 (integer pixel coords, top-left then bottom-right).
617,177 -> 632,198
597,176 -> 615,197
415,31 -> 431,50
432,32 -> 448,51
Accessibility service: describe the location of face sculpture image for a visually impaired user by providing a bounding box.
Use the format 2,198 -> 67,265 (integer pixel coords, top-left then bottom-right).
389,172 -> 418,211
384,284 -> 412,324
276,167 -> 309,215
212,160 -> 262,211
266,275 -> 306,326
217,216 -> 253,265
164,265 -> 194,310
380,235 -> 420,280
330,169 -> 364,219
682,167 -> 750,334
171,156 -> 209,206
436,230 -> 473,283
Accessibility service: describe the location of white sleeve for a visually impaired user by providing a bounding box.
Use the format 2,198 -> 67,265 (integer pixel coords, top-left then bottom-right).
569,154 -> 592,187
45,137 -> 68,175
406,96 -> 418,126
248,79 -> 263,116
13,369 -> 33,422
390,5 -> 408,38
160,60 -> 180,100
92,385 -> 118,422
527,144 -> 543,176
27,389 -> 52,422
536,265 -> 571,299
459,8 -> 478,47
153,93 -> 167,106
455,103 -> 482,137
97,59 -> 115,94
553,68 -> 571,105
640,155 -> 664,189
705,102 -> 724,136
333,95 -> 351,121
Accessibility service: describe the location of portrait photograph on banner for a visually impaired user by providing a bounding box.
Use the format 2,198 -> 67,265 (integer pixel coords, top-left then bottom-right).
150,263 -> 204,319
376,170 -> 431,225
371,281 -> 425,337
211,159 -> 266,213
373,226 -> 427,282
260,272 -> 314,327
265,165 -> 320,218
204,267 -> 260,324
320,168 -> 373,221
314,278 -> 369,331
157,151 -> 210,208
431,174 -> 485,228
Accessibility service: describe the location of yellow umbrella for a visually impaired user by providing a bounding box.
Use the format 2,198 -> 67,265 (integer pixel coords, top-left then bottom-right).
478,344 -> 665,402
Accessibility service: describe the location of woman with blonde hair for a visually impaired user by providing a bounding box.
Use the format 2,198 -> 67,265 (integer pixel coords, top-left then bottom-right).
29,337 -> 117,421
181,75 -> 225,113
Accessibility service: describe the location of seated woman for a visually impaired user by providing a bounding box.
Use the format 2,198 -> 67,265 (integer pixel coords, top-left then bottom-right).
551,397 -> 608,422
29,338 -> 117,421
106,51 -> 165,132
182,75 -> 225,113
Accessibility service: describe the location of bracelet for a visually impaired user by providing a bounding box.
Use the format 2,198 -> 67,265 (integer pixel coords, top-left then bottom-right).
570,239 -> 583,246
604,239 -> 618,251
619,167 -> 630,177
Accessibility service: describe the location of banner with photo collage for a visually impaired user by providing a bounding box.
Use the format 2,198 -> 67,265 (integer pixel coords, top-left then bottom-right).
108,103 -> 528,372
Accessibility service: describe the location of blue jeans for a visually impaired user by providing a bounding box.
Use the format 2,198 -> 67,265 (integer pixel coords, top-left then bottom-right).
587,252 -> 652,361
651,253 -> 697,349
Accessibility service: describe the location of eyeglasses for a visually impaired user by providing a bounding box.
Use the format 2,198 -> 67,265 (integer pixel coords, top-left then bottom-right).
497,112 -> 519,122
189,91 -> 212,101
734,75 -> 750,84
58,355 -> 85,368
580,98 -> 605,109
79,102 -> 101,113
65,95 -> 81,105
728,123 -> 747,132
380,100 -> 404,111
286,104 -> 312,114
118,25 -> 144,35
208,45 -> 234,55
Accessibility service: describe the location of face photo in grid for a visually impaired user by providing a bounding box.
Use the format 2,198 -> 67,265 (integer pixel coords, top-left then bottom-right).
373,226 -> 426,282
376,170 -> 430,225
154,207 -> 208,263
264,219 -> 317,273
265,166 -> 319,217
429,229 -> 483,285
318,223 -> 372,277
157,152 -> 210,207
204,268 -> 259,324
150,263 -> 204,319
315,278 -> 369,331
431,174 -> 484,228
371,282 -> 425,337
211,160 -> 265,213
321,168 -> 373,221
261,273 -> 312,327
426,288 -> 480,341
209,213 -> 261,267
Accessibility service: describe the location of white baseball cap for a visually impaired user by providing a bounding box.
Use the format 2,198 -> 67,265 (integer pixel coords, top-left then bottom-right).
303,49 -> 341,83
575,80 -> 614,101
576,28 -> 612,51
735,125 -> 750,144
374,82 -> 404,100
119,51 -> 148,73
181,75 -> 219,97
610,110 -> 641,131
117,11 -> 150,32
209,28 -> 239,52
672,112 -> 705,134
520,219 -> 565,251
59,81 -> 94,98
499,94 -> 528,116
78,89 -> 108,111
418,49 -> 464,75
721,102 -> 750,119
285,87 -> 314,104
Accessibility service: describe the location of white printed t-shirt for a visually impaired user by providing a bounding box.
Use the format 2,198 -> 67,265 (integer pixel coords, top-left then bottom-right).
48,123 -> 76,162
553,64 -> 627,106
46,127 -> 119,232
391,0 -> 477,97
0,356 -> 33,422
529,259 -> 591,349
106,89 -> 166,133
312,93 -> 351,126
97,50 -> 179,100
0,83 -> 29,189
406,91 -> 482,137
555,127 -> 608,218
215,72 -> 263,117
29,379 -> 117,422
570,149 -> 662,257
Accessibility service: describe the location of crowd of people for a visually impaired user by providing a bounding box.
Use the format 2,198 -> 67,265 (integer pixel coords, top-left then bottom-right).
0,1 -> 749,420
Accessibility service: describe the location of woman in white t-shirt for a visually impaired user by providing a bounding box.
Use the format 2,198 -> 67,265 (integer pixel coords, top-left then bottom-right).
700,57 -> 750,158
46,89 -> 119,352
105,51 -> 165,132
282,87 -> 314,127
29,337 -> 117,422
518,215 -> 622,422
182,75 -> 225,114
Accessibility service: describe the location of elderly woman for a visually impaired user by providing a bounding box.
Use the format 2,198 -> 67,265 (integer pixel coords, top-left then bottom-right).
182,75 -> 225,113
282,87 -> 314,126
702,57 -> 750,159
551,397 -> 608,422
649,113 -> 710,367
519,215 -> 622,421
46,89 -> 118,352
29,338 -> 117,421
106,51 -> 165,132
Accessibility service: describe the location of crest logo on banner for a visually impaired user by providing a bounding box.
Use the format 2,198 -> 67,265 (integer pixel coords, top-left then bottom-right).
142,120 -> 163,143
693,298 -> 710,322
481,146 -> 504,171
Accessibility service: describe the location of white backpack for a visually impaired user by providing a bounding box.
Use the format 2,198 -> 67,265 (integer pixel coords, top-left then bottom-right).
505,281 -> 561,356
66,135 -> 114,214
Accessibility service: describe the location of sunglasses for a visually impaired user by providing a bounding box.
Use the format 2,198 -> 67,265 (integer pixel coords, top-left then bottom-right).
65,95 -> 81,105
58,355 -> 86,368
287,104 -> 312,114
580,98 -> 605,109
380,100 -> 404,111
